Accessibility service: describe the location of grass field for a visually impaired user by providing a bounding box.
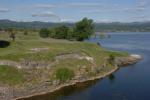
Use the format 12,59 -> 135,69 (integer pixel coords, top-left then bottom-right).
0,65 -> 24,85
0,31 -> 128,85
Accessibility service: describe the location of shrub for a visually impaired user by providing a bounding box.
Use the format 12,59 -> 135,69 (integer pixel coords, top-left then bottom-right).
108,54 -> 115,65
56,68 -> 74,81
24,30 -> 28,35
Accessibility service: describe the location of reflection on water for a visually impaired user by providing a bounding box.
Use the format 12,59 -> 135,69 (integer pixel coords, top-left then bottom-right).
22,32 -> 150,100
108,74 -> 115,82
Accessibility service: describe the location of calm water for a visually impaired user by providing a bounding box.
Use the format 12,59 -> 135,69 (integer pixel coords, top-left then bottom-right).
25,32 -> 150,100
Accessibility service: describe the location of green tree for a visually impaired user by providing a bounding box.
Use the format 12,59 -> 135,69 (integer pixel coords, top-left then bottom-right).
49,28 -> 55,38
7,28 -> 16,41
39,28 -> 49,38
66,28 -> 75,40
10,33 -> 16,41
54,25 -> 70,39
73,17 -> 94,41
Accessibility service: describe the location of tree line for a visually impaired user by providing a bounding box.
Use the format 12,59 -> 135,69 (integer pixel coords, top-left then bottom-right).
39,18 -> 94,41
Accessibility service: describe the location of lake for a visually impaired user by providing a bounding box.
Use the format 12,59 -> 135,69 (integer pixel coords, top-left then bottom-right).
25,32 -> 150,100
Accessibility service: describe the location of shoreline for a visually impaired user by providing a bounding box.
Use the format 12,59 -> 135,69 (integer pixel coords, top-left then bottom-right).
14,66 -> 119,100
11,54 -> 142,100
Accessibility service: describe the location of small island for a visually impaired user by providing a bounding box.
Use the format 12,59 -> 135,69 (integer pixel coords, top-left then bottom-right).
0,18 -> 142,100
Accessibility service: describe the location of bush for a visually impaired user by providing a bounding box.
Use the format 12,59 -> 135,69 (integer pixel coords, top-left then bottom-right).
56,68 -> 74,81
39,28 -> 49,38
24,30 -> 28,35
108,54 -> 115,65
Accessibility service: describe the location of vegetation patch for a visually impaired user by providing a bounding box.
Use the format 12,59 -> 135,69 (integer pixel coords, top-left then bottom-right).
105,50 -> 129,57
0,65 -> 24,85
39,18 -> 94,41
55,67 -> 74,81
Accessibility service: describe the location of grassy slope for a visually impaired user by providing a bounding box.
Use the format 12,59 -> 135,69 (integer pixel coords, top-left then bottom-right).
0,31 -> 128,85
0,65 -> 24,85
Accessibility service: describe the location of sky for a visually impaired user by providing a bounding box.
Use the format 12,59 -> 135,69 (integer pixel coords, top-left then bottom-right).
0,0 -> 150,22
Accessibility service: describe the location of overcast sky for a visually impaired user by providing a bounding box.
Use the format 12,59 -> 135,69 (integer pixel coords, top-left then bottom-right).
0,0 -> 150,22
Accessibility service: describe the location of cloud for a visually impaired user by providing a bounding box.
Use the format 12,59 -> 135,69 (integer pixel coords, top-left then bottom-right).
96,19 -> 113,23
137,0 -> 147,7
131,15 -> 150,22
60,18 -> 75,22
81,10 -> 105,13
32,12 -> 74,22
122,6 -> 146,13
81,7 -> 129,14
132,16 -> 147,19
32,12 -> 61,21
33,4 -> 56,9
135,7 -> 146,11
33,3 -> 101,9
0,8 -> 10,13
134,0 -> 149,11
65,3 -> 101,8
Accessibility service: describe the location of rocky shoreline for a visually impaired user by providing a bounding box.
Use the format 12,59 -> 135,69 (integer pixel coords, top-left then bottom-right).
0,54 -> 142,100
15,66 -> 118,100
12,54 -> 142,100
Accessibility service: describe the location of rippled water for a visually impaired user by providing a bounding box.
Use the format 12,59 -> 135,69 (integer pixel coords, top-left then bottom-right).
25,32 -> 150,100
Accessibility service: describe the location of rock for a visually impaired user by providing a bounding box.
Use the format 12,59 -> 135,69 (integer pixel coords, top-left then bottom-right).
130,54 -> 142,60
0,60 -> 21,69
0,87 -> 14,100
52,80 -> 60,85
115,54 -> 142,66
29,48 -> 49,53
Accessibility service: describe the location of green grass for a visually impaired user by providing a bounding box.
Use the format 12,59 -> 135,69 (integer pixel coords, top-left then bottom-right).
0,31 -> 128,85
0,31 -> 127,62
0,65 -> 24,85
105,50 -> 129,57
56,67 -> 74,81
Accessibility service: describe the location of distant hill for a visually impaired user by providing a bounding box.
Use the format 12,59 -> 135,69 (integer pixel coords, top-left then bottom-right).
0,19 -> 150,32
95,22 -> 150,32
0,19 -> 74,29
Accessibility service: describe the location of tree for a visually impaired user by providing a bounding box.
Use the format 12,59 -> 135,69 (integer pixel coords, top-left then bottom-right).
38,18 -> 95,41
66,28 -> 75,40
73,17 -> 94,41
7,28 -> 16,41
39,28 -> 49,38
10,33 -> 16,41
53,25 -> 70,39
49,28 -> 55,38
